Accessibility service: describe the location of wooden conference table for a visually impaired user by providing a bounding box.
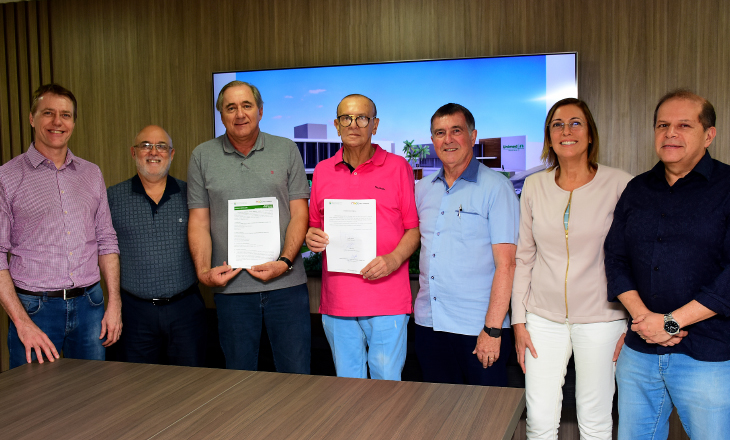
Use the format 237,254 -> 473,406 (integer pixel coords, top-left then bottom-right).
0,359 -> 525,440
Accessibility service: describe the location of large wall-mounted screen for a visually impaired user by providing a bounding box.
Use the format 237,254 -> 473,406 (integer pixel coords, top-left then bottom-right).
213,53 -> 577,173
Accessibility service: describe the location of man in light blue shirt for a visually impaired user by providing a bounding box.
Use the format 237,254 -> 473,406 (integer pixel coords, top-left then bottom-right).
415,103 -> 519,386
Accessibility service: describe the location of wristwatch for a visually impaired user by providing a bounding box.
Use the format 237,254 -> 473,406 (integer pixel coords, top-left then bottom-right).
277,256 -> 293,272
483,326 -> 502,338
663,313 -> 680,336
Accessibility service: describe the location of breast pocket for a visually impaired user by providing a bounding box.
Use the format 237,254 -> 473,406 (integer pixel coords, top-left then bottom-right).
460,209 -> 487,241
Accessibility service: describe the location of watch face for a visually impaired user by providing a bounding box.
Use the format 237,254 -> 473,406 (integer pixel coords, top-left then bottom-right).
664,321 -> 680,335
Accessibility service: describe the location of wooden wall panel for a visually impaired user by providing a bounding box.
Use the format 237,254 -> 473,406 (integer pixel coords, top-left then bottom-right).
2,4 -> 23,163
1,0 -> 53,374
0,3 -> 8,376
645,0 -> 728,167
0,6 -> 9,161
35,0 -> 729,187
1,0 -> 53,162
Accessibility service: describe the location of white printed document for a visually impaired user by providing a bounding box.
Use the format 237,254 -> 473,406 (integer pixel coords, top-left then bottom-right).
324,199 -> 377,274
228,197 -> 280,269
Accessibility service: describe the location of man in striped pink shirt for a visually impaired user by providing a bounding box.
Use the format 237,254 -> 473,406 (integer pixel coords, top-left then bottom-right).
0,84 -> 121,368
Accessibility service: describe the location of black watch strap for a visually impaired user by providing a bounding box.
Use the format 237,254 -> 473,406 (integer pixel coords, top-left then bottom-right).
483,326 -> 502,338
277,256 -> 293,272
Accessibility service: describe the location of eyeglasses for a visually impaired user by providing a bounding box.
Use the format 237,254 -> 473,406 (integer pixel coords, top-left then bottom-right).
135,142 -> 172,153
337,114 -> 374,128
549,120 -> 585,132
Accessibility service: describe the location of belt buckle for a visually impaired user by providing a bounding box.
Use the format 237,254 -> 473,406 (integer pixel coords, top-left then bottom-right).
63,289 -> 68,300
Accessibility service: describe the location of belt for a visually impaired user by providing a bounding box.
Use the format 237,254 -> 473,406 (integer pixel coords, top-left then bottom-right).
15,282 -> 99,300
124,284 -> 198,306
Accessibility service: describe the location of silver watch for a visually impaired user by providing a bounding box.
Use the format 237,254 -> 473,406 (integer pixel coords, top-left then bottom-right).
663,313 -> 680,336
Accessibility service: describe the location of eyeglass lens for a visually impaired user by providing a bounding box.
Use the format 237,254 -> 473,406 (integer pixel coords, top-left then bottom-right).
338,115 -> 371,128
138,142 -> 171,152
550,121 -> 584,131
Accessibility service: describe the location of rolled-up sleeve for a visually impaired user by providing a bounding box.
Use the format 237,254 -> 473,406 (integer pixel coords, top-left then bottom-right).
0,179 -> 12,271
95,168 -> 119,255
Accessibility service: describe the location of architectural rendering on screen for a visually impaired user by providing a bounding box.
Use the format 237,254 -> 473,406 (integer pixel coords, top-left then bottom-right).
213,53 -> 577,175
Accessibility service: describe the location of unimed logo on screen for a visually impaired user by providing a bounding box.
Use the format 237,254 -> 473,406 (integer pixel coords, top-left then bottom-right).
503,144 -> 525,151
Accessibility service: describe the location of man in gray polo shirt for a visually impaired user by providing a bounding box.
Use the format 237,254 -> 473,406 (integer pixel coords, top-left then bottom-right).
188,80 -> 311,373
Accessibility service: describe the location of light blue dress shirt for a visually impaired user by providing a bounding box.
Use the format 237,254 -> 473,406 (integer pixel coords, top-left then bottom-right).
414,158 -> 520,336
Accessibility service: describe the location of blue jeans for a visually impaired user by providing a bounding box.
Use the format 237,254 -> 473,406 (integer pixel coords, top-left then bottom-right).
322,314 -> 409,381
214,283 -> 310,373
120,288 -> 207,367
8,283 -> 106,369
616,345 -> 730,440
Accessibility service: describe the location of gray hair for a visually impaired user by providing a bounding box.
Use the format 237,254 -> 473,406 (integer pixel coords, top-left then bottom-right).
216,80 -> 264,112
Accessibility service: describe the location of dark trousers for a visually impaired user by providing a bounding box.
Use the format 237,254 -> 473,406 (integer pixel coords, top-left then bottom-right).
214,283 -> 311,374
120,288 -> 207,367
415,324 -> 512,386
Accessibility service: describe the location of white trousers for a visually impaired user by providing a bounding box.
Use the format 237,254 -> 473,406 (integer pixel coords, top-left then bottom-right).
524,312 -> 626,440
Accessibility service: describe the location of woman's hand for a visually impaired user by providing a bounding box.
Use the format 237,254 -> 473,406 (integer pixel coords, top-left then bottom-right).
513,323 -> 538,374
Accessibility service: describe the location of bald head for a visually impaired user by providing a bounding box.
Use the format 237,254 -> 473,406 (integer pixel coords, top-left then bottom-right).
134,125 -> 172,148
336,94 -> 377,118
131,125 -> 175,183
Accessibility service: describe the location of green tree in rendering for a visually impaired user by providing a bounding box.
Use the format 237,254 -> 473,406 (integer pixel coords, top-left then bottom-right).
402,140 -> 430,168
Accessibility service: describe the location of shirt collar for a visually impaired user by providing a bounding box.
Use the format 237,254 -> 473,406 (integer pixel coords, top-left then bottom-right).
334,144 -> 386,169
221,132 -> 264,157
131,174 -> 180,206
692,150 -> 714,180
27,142 -> 77,169
651,150 -> 713,182
431,156 -> 480,184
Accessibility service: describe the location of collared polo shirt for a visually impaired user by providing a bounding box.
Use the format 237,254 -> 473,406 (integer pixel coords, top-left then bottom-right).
131,174 -> 179,215
0,143 -> 118,291
108,175 -> 197,299
414,157 -> 519,336
309,144 -> 419,316
606,151 -> 730,362
187,132 -> 310,293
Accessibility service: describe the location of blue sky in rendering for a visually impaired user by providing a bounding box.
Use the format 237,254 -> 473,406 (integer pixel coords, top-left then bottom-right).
214,55 -> 573,150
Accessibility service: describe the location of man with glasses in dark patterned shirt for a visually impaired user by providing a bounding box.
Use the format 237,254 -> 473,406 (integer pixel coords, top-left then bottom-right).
108,125 -> 206,366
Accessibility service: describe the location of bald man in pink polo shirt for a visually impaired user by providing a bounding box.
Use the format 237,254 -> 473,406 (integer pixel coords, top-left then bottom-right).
306,94 -> 419,380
